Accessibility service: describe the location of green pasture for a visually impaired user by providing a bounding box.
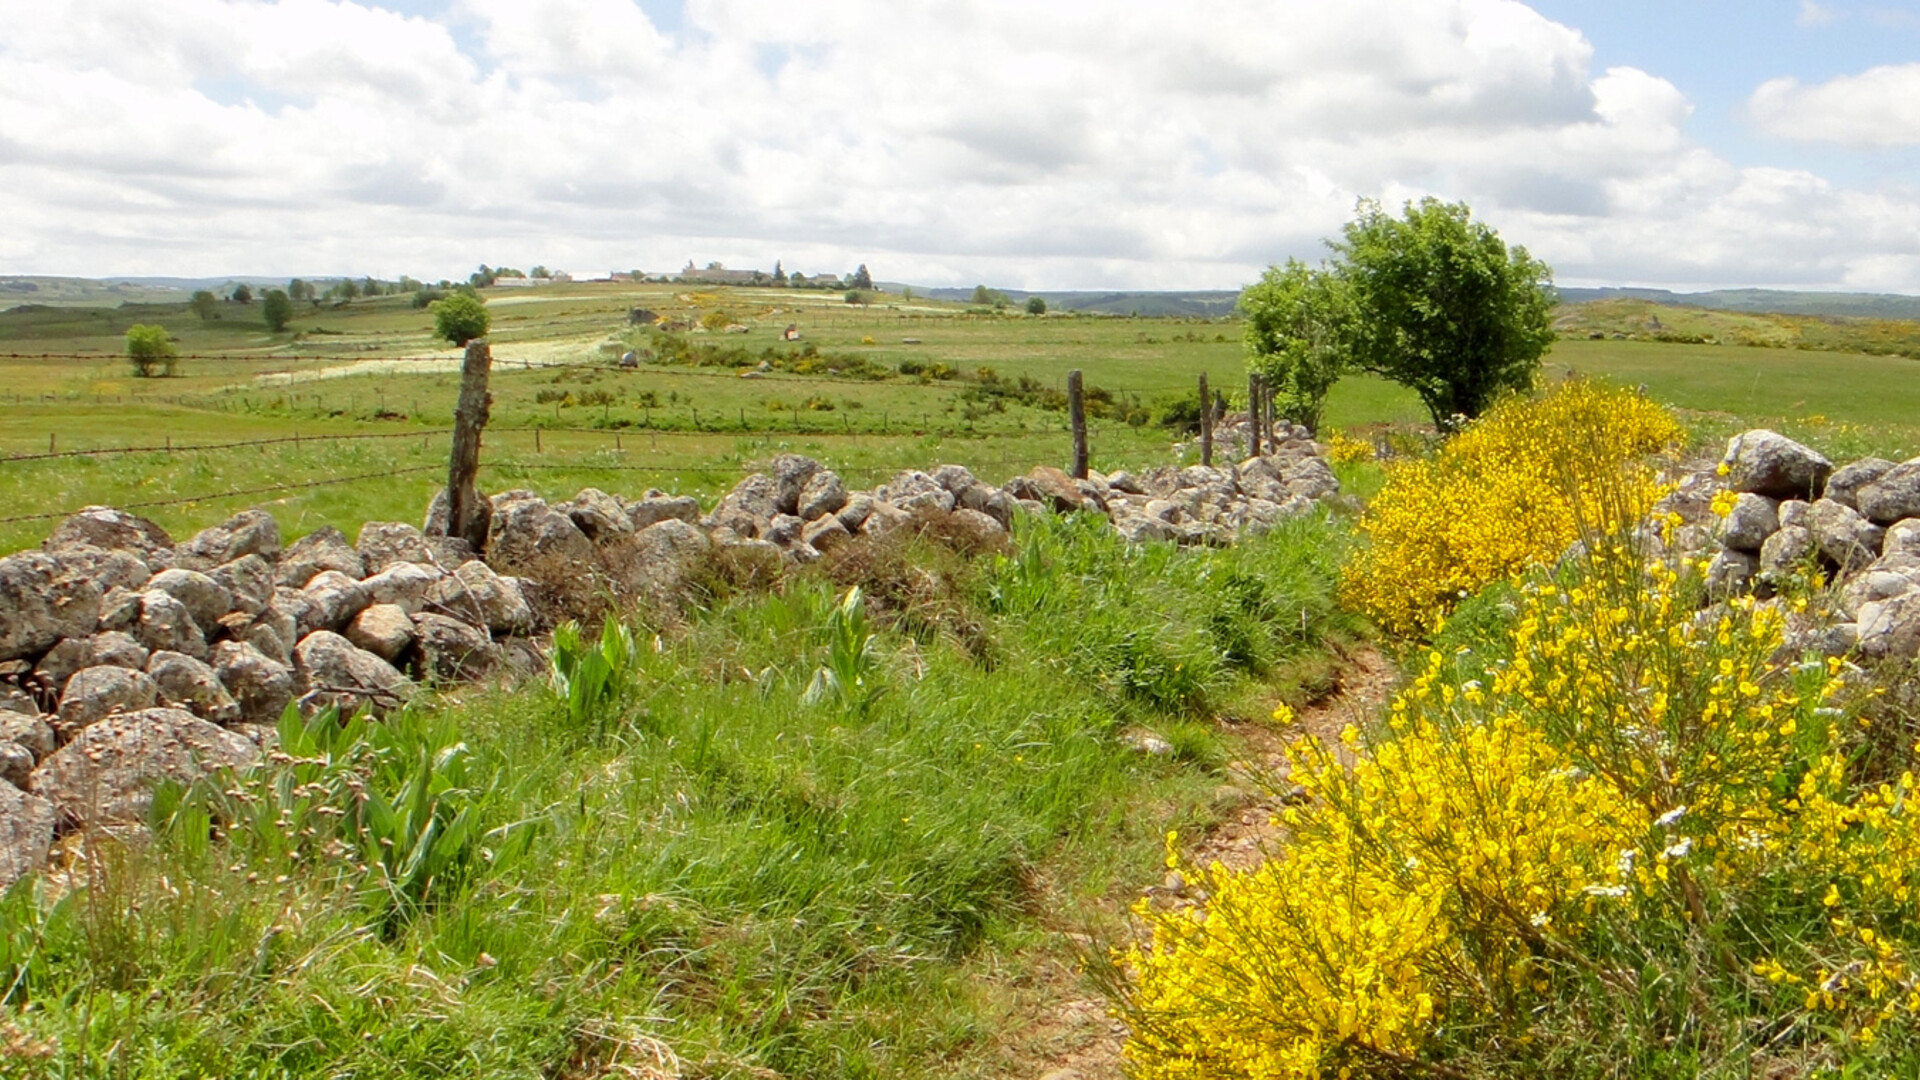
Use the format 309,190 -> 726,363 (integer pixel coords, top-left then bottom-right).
2,281 -> 1918,553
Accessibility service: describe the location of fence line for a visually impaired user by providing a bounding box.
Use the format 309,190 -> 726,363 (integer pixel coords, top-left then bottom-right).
0,428 -> 453,463
0,465 -> 446,526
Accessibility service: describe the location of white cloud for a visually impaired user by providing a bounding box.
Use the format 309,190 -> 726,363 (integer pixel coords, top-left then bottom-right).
1,0 -> 1917,291
1797,0 -> 1836,28
1751,64 -> 1920,147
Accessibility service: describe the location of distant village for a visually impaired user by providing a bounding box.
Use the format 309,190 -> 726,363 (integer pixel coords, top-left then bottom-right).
607,261 -> 872,290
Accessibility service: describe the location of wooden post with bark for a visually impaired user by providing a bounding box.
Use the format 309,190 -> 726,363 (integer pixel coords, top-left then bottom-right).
1067,369 -> 1089,479
1247,373 -> 1263,458
445,339 -> 493,553
1198,372 -> 1213,467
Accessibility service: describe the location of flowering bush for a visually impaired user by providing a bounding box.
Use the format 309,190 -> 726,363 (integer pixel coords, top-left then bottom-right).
1340,381 -> 1682,635
1126,541 -> 1920,1076
1322,429 -> 1376,466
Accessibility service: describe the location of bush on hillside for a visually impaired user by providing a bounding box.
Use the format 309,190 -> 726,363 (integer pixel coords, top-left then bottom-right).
431,290 -> 490,346
1127,543 -> 1919,1076
1341,380 -> 1681,635
125,323 -> 178,377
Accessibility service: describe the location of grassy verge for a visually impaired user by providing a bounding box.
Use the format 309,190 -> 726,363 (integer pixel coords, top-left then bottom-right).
2,510 -> 1359,1078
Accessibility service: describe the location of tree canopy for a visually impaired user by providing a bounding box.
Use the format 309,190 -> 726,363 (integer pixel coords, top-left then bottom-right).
1239,198 -> 1555,435
125,324 -> 178,377
1333,198 -> 1554,430
1239,259 -> 1351,436
432,291 -> 490,346
189,290 -> 218,321
262,289 -> 293,332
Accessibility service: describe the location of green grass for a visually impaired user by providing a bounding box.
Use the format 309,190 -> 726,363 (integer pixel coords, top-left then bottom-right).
1,511 -> 1359,1079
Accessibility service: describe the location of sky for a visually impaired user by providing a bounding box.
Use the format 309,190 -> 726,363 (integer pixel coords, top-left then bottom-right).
3,0 -> 1920,292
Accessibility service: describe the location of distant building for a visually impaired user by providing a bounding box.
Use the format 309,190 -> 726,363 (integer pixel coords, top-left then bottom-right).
676,260 -> 762,285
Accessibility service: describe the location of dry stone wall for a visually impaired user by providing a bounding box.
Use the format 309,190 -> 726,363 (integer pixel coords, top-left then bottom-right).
0,433 -> 1345,888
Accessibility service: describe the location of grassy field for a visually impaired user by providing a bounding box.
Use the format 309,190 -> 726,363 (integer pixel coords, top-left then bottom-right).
0,281 -> 1916,554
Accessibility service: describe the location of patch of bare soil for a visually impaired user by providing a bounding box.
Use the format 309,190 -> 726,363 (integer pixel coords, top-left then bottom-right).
995,645 -> 1399,1079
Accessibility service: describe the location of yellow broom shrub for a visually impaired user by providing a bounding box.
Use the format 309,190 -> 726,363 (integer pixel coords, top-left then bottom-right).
1340,380 -> 1682,636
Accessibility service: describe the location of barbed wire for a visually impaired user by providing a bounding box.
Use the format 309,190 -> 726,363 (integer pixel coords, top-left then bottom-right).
0,464 -> 447,525
1,428 -> 452,463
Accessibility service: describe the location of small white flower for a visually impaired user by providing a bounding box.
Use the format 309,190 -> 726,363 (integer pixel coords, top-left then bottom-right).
1584,884 -> 1628,898
1618,848 -> 1638,875
1661,837 -> 1693,860
1654,805 -> 1688,828
1530,911 -> 1552,928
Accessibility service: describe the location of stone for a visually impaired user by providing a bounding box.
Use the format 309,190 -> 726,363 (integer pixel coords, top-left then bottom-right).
1810,498 -> 1886,574
764,513 -> 805,547
801,515 -> 852,554
1281,457 -> 1340,501
410,613 -> 500,682
1114,514 -> 1179,544
1717,493 -> 1780,553
948,507 -> 1008,542
176,509 -> 280,569
278,525 -> 365,586
426,561 -> 532,634
1107,471 -> 1145,496
32,638 -> 91,693
147,568 -> 233,629
1021,466 -> 1087,512
211,640 -> 295,725
626,493 -> 703,530
30,708 -> 259,827
96,587 -> 140,633
292,631 -> 414,715
0,783 -> 54,891
1653,471 -> 1729,528
0,689 -> 34,718
300,570 -> 372,633
1705,548 -> 1759,598
1859,460 -> 1920,526
346,604 -> 415,663
1826,458 -> 1897,511
43,506 -> 173,563
1777,499 -> 1812,530
614,519 -> 714,610
958,484 -> 1015,529
134,589 -> 205,660
1759,524 -> 1818,580
356,562 -> 441,617
0,742 -> 32,789
56,665 -> 158,732
796,471 -> 848,521
1842,570 -> 1919,621
770,454 -> 824,515
489,491 -> 593,566
1721,430 -> 1833,500
931,464 -> 980,496
357,521 -> 436,576
212,554 -> 276,617
146,650 -> 240,725
0,713 -> 55,761
0,551 -> 104,663
45,545 -> 150,592
704,474 -> 781,538
1859,592 -> 1920,660
566,488 -> 633,541
835,493 -> 877,532
1886,520 -> 1920,560
860,501 -> 912,537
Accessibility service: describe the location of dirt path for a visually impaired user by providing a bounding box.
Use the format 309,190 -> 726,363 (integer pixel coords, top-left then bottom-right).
1002,645 -> 1399,1080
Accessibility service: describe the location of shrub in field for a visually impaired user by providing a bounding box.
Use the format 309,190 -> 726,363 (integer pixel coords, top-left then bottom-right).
1127,539 -> 1920,1076
1341,380 -> 1682,635
124,323 -> 177,377
431,290 -> 490,346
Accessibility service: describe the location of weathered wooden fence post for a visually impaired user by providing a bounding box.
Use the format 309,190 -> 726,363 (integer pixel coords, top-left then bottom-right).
1247,373 -> 1262,457
1198,372 -> 1213,467
445,338 -> 492,552
1067,369 -> 1089,479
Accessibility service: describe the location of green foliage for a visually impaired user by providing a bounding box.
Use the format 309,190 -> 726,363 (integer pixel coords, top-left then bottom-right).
431,290 -> 490,346
124,323 -> 177,377
261,288 -> 293,332
188,289 -> 217,321
548,614 -> 639,735
802,586 -> 884,713
1240,258 -> 1350,434
1026,295 -> 1048,315
849,263 -> 874,290
229,283 -> 252,303
1334,197 -> 1555,431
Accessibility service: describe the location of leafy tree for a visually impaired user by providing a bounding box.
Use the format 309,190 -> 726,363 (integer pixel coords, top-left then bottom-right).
1332,198 -> 1554,431
1025,295 -> 1047,315
287,279 -> 313,306
850,264 -> 873,290
262,288 -> 294,332
189,290 -> 218,321
773,260 -> 786,285
340,278 -> 361,300
362,276 -> 380,297
230,283 -> 252,303
432,291 -> 490,346
471,265 -> 496,288
531,265 -> 550,279
1239,259 -> 1350,435
125,324 -> 178,377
